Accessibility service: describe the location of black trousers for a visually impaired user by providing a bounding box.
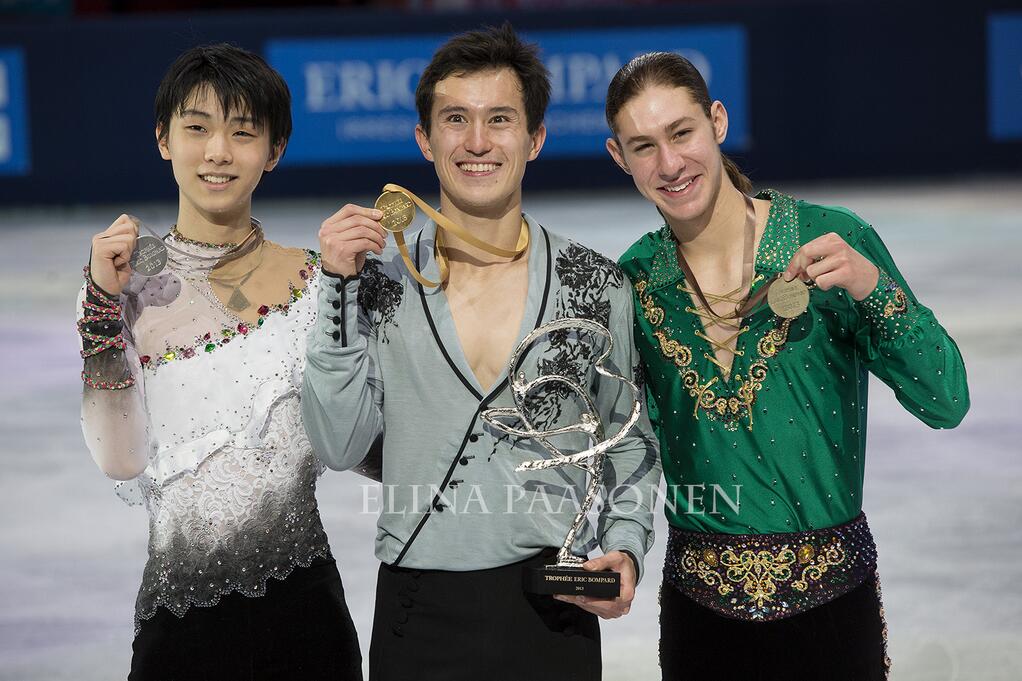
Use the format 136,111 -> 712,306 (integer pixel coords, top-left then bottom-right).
129,559 -> 362,681
369,551 -> 601,681
660,573 -> 890,681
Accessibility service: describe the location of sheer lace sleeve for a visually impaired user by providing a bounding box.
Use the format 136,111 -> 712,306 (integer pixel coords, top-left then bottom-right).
77,269 -> 153,487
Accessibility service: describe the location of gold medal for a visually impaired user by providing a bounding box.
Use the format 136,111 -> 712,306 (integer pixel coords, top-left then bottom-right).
374,190 -> 415,233
375,183 -> 530,288
767,277 -> 810,318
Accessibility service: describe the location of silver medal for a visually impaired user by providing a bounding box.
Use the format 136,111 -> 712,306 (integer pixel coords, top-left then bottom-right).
129,235 -> 168,277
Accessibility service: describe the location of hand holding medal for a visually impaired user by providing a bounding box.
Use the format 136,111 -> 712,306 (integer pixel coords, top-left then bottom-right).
318,204 -> 388,278
89,214 -> 144,296
782,232 -> 880,302
673,193 -> 816,320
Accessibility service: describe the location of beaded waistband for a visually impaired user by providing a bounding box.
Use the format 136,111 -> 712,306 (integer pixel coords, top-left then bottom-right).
663,513 -> 877,621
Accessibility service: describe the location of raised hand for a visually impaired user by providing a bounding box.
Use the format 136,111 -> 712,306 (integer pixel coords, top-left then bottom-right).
783,232 -> 879,301
318,204 -> 388,277
89,214 -> 139,296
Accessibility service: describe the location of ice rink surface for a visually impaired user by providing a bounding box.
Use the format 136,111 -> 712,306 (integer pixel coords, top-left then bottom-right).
1,179 -> 1019,680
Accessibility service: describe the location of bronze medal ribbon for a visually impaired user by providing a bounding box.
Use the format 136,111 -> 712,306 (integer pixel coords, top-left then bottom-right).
673,193 -> 769,321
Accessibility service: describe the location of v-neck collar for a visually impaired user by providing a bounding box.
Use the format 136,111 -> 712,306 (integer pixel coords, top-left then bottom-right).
644,189 -> 800,292
415,215 -> 553,403
640,190 -> 802,385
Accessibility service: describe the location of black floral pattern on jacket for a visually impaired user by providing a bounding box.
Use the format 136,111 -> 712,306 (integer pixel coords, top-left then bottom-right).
523,242 -> 625,430
358,258 -> 403,342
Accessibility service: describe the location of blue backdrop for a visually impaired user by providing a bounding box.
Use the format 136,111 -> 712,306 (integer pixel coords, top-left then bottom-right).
988,12 -> 1022,141
267,26 -> 748,166
0,48 -> 30,177
0,1 -> 1017,205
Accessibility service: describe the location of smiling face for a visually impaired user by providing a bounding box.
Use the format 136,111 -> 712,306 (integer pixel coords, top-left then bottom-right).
415,68 -> 545,219
606,84 -> 729,227
157,86 -> 282,225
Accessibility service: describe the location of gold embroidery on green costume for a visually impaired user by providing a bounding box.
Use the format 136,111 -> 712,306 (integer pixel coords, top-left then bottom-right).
635,277 -> 791,432
620,188 -> 969,535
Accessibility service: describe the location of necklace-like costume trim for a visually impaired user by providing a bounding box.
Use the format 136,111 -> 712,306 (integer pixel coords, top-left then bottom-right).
140,250 -> 320,372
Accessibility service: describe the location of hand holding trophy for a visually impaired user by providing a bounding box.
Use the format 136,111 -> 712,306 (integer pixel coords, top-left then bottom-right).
481,317 -> 642,599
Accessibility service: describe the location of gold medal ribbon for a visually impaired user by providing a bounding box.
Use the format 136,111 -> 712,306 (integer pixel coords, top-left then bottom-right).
379,183 -> 529,288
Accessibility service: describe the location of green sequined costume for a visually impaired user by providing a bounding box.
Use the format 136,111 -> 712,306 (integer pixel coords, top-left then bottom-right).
619,190 -> 969,536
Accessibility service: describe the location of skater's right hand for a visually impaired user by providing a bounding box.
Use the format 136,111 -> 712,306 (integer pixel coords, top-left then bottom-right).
319,204 -> 387,278
89,214 -> 139,296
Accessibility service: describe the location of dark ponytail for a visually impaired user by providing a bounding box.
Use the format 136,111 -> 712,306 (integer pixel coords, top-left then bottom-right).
721,154 -> 752,194
605,52 -> 752,194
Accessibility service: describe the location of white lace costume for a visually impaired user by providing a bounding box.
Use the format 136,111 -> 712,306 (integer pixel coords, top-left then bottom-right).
78,235 -> 334,634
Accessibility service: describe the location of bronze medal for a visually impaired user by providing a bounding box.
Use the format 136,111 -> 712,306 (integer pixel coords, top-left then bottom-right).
374,190 -> 415,233
767,277 -> 810,318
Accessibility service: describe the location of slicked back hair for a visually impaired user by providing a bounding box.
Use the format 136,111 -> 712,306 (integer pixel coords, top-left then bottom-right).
605,51 -> 751,194
155,43 -> 292,155
415,23 -> 551,136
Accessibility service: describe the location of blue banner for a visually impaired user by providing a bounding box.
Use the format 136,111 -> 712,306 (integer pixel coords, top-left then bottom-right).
989,13 -> 1022,141
266,26 -> 748,166
0,48 -> 30,176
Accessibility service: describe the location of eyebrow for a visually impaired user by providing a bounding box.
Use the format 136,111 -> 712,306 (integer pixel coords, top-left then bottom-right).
488,106 -> 519,116
436,105 -> 520,117
179,108 -> 255,125
623,116 -> 696,145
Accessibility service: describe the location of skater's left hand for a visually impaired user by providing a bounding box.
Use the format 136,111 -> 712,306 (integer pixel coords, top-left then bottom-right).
554,551 -> 636,619
783,232 -> 879,301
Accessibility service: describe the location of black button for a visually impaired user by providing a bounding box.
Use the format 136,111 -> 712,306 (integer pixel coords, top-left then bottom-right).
334,283 -> 342,294
391,625 -> 404,637
332,316 -> 341,325
407,581 -> 420,592
399,595 -> 412,608
433,501 -> 445,512
459,457 -> 469,465
332,331 -> 340,342
469,434 -> 479,443
332,300 -> 340,309
395,611 -> 409,624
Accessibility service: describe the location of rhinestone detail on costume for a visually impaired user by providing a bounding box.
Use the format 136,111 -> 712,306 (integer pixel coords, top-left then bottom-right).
635,279 -> 793,432
663,513 -> 878,621
142,251 -> 319,371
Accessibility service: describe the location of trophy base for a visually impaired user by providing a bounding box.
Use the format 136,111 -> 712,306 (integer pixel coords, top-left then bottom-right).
523,564 -> 621,598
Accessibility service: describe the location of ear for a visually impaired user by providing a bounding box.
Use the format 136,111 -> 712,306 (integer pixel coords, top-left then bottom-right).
414,124 -> 434,162
526,123 -> 547,161
156,126 -> 171,160
605,137 -> 631,175
264,142 -> 285,172
710,100 -> 729,145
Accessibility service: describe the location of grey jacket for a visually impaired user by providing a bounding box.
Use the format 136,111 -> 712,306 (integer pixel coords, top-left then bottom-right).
301,216 -> 661,581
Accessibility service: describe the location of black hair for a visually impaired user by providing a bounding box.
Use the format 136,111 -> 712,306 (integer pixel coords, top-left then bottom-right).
415,23 -> 551,136
155,43 -> 292,155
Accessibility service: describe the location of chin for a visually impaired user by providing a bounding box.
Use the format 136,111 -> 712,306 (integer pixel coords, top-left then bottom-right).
452,188 -> 507,212
659,200 -> 704,226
